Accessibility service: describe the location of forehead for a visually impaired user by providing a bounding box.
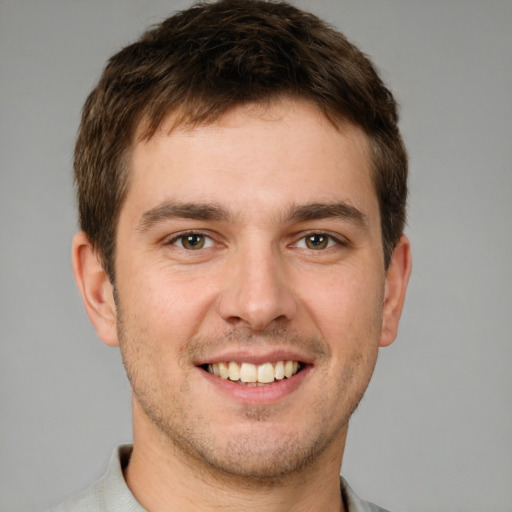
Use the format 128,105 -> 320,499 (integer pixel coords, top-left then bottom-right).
125,98 -> 378,225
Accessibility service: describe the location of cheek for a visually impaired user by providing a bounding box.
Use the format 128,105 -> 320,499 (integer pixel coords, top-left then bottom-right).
300,265 -> 385,345
119,267 -> 220,347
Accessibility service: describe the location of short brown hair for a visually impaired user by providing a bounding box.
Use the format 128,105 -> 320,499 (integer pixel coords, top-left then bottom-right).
75,0 -> 407,280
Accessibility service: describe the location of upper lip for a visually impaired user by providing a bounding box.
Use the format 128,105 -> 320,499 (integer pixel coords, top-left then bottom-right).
194,348 -> 315,367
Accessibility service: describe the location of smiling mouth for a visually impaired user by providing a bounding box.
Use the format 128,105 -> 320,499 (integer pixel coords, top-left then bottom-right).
202,361 -> 304,386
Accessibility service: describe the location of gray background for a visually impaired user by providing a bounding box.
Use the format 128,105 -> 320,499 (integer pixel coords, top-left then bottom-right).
1,1 -> 511,511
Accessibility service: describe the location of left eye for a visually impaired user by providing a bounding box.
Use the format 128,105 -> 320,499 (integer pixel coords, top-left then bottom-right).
171,233 -> 214,250
296,233 -> 339,250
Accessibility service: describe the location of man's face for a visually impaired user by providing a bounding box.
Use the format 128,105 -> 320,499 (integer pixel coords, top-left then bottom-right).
113,98 -> 392,479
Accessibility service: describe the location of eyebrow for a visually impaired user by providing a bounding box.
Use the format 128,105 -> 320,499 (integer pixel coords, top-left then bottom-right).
137,201 -> 232,231
287,202 -> 369,229
137,200 -> 369,232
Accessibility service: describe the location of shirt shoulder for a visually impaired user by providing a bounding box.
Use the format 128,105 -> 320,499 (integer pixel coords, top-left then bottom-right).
340,476 -> 392,512
47,445 -> 145,512
48,478 -> 106,512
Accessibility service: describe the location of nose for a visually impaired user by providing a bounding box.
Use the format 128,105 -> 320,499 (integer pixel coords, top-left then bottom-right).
217,244 -> 298,332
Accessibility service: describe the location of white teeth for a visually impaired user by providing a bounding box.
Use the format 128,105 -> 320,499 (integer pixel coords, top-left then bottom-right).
228,361 -> 239,381
284,360 -> 294,378
239,362 -> 257,383
206,360 -> 301,384
257,362 -> 275,383
274,361 -> 285,380
218,361 -> 229,379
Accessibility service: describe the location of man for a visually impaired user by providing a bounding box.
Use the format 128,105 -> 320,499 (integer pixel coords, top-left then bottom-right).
55,0 -> 411,510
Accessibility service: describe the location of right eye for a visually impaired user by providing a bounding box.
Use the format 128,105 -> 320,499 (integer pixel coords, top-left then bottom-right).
169,233 -> 214,250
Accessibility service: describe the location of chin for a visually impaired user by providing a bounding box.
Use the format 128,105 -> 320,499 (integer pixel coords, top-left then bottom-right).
159,415 -> 345,484
197,437 -> 323,482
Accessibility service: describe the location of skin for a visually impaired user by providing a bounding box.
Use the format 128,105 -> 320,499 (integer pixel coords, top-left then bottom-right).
73,97 -> 411,512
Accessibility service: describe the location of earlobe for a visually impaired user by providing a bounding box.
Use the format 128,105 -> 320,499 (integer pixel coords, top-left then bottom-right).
72,231 -> 119,347
379,235 -> 412,347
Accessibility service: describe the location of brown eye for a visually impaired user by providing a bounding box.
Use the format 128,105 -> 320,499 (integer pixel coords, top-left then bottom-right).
174,233 -> 212,250
182,234 -> 205,250
305,234 -> 329,250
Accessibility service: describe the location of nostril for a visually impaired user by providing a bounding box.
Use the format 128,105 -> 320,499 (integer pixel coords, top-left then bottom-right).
216,269 -> 298,331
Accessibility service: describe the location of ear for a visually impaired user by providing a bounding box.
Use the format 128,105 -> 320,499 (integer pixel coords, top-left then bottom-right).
379,234 -> 412,347
72,231 -> 119,347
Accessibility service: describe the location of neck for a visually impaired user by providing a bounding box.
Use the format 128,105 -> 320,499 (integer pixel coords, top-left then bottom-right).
124,403 -> 346,512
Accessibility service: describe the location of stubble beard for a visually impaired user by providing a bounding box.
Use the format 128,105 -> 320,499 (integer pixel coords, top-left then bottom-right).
116,307 -> 378,486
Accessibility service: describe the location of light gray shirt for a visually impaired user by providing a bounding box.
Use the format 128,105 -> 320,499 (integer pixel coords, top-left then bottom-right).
50,445 -> 390,512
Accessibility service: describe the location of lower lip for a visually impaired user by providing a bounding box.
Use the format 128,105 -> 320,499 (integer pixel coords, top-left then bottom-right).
199,365 -> 312,405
